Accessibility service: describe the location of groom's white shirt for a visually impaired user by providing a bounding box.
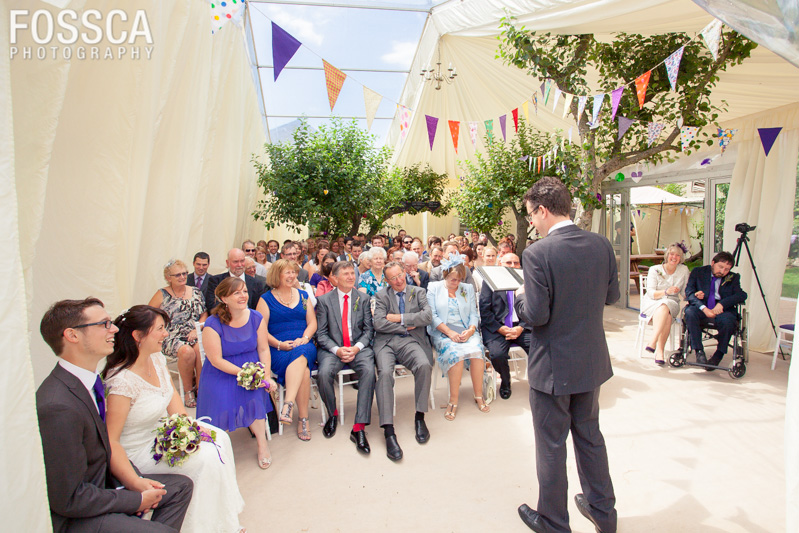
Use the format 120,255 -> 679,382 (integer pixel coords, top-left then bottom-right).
58,358 -> 101,413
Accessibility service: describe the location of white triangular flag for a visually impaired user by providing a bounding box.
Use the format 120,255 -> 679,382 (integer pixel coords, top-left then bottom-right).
363,86 -> 382,131
561,93 -> 574,119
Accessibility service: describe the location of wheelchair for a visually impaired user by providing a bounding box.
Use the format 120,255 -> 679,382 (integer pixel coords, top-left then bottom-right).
668,304 -> 749,379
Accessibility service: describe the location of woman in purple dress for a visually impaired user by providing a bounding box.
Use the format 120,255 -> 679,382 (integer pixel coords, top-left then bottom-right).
197,277 -> 276,469
256,259 -> 317,441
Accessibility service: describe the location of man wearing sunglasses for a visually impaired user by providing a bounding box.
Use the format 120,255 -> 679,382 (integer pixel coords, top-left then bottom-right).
36,298 -> 194,532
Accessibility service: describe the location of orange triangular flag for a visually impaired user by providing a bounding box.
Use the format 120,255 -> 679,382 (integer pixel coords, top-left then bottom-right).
448,120 -> 460,153
635,71 -> 651,109
323,60 -> 346,111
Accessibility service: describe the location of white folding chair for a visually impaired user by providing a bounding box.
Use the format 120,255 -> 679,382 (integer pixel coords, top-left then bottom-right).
392,364 -> 436,416
486,345 -> 528,396
633,274 -> 680,358
773,324 -> 794,370
274,369 -> 321,436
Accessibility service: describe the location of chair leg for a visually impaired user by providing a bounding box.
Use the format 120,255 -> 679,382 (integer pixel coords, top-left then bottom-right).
265,413 -> 272,441
338,372 -> 345,424
278,386 -> 284,436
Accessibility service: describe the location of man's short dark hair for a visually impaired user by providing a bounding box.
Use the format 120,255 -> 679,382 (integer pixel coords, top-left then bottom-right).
193,252 -> 210,263
267,239 -> 279,247
713,251 -> 735,266
281,241 -> 297,254
523,176 -> 572,217
344,237 -> 354,245
40,297 -> 104,356
331,261 -> 355,277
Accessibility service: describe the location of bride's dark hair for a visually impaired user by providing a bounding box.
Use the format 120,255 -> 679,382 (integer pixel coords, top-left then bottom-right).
102,305 -> 170,379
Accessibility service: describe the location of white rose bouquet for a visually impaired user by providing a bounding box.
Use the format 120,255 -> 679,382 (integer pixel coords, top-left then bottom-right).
151,414 -> 217,467
237,361 -> 270,391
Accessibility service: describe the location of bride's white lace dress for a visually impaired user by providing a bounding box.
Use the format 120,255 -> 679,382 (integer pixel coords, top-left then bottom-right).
106,353 -> 244,532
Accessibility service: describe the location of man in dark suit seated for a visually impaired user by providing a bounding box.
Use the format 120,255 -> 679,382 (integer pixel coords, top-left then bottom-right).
187,252 -> 211,304
478,252 -> 529,400
402,251 -> 429,290
684,251 -> 747,368
205,248 -> 266,310
36,298 -> 193,532
315,261 -> 376,453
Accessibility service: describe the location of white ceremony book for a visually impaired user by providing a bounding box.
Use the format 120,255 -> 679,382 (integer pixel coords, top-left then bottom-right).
475,266 -> 524,291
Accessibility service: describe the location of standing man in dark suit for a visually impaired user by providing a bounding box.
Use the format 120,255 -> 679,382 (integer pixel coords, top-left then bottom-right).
517,177 -> 619,533
187,252 -> 211,305
684,251 -> 747,368
36,298 -> 193,532
478,252 -> 530,400
205,248 -> 266,310
266,240 -> 281,262
315,261 -> 376,453
373,262 -> 433,461
402,251 -> 429,290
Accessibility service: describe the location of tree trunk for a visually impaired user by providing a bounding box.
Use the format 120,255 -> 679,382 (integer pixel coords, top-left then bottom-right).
348,216 -> 362,238
514,213 -> 528,255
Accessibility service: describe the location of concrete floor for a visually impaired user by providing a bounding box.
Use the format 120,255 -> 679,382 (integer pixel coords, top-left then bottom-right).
208,301 -> 792,533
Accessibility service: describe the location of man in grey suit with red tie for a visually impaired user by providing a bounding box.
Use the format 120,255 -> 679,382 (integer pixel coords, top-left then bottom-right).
517,177 -> 619,533
315,261 -> 376,454
36,298 -> 193,532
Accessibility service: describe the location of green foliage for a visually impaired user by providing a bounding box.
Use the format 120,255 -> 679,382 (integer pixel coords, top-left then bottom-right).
252,119 -> 448,237
497,20 -> 757,227
658,183 -> 686,196
453,118 -> 599,245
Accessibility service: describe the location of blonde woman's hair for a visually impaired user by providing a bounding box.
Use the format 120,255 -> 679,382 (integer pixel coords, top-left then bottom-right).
266,258 -> 300,288
163,259 -> 187,283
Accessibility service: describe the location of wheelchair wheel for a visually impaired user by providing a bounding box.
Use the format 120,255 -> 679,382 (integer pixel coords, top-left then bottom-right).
669,351 -> 685,368
728,360 -> 746,380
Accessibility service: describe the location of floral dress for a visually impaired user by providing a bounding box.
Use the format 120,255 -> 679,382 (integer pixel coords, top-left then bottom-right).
160,287 -> 206,360
358,269 -> 386,297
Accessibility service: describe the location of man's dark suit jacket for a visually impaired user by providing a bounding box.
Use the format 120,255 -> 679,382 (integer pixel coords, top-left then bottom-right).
520,224 -> 619,395
406,269 -> 429,291
187,273 -> 211,307
297,268 -> 310,283
685,265 -> 747,314
36,365 -> 148,531
267,253 -> 281,263
205,272 -> 266,311
316,289 -> 374,353
479,282 -> 531,345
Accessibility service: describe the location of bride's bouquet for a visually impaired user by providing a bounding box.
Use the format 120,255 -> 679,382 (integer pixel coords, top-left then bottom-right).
237,361 -> 269,390
152,414 -> 217,467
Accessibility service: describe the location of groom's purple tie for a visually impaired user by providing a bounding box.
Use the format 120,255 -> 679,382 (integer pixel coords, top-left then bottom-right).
708,275 -> 718,309
92,375 -> 106,422
505,291 -> 514,328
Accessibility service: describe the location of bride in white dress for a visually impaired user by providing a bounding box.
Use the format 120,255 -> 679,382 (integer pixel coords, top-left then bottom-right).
104,305 -> 245,532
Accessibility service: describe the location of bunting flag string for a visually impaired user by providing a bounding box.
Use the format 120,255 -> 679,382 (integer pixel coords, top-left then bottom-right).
211,0 -> 245,34
577,96 -> 589,120
484,119 -> 494,144
522,101 -> 529,122
512,108 -> 519,132
634,71 -> 651,109
562,93 -> 574,119
665,46 -> 685,91
271,22 -> 302,81
680,126 -> 699,151
322,60 -> 346,111
469,122 -> 478,147
449,120 -> 460,153
610,86 -> 624,122
533,93 -> 538,114
618,116 -> 635,140
543,80 -> 552,105
590,94 -> 605,127
425,115 -> 439,150
552,88 -> 562,112
717,128 -> 737,154
499,115 -> 507,142
701,19 -> 723,60
363,86 -> 382,131
647,122 -> 666,146
398,105 -> 411,142
758,127 -> 782,156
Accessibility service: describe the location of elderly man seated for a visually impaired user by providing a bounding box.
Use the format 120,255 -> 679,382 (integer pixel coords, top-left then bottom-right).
403,251 -> 429,290
684,251 -> 747,369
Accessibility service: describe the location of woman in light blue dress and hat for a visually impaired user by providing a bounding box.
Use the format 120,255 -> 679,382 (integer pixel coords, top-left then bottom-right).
426,253 -> 489,421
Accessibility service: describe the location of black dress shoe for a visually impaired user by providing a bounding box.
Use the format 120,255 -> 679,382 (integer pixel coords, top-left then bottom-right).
499,383 -> 512,399
350,430 -> 370,454
518,504 -> 551,532
323,415 -> 338,438
385,435 -> 403,461
695,351 -> 707,365
706,352 -> 723,371
415,419 -> 430,444
574,493 -> 607,533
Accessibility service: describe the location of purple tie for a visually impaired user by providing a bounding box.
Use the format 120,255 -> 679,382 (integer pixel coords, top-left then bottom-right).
92,375 -> 106,422
196,275 -> 203,289
505,291 -> 514,328
708,276 -> 717,309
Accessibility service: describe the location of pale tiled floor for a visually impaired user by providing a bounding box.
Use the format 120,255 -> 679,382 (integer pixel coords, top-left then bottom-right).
201,298 -> 792,532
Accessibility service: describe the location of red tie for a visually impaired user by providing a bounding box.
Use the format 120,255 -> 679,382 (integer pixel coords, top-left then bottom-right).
342,294 -> 351,347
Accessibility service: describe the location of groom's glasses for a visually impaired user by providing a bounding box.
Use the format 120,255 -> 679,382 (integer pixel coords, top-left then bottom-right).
73,320 -> 114,330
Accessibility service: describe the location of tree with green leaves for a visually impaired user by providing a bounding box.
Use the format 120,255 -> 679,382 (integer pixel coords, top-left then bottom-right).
253,119 -> 448,238
498,21 -> 757,229
452,118 -> 599,252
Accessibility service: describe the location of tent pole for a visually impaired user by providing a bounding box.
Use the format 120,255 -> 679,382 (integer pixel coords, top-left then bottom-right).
656,200 -> 664,248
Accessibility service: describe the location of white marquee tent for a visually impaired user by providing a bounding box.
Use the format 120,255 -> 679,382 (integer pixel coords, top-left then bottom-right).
2,0 -> 798,529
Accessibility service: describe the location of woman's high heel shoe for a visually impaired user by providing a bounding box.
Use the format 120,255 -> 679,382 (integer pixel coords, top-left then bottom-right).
279,401 -> 294,424
474,396 -> 490,413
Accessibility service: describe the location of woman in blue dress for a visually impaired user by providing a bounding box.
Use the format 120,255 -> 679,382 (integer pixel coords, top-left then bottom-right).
196,276 -> 277,470
427,254 -> 489,421
256,259 -> 318,441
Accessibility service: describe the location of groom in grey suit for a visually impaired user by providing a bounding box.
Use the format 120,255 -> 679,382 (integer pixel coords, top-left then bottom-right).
36,298 -> 193,532
315,261 -> 376,454
373,262 -> 433,461
516,177 -> 619,533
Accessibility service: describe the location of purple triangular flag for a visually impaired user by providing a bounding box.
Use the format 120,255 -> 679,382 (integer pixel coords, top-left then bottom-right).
610,86 -> 624,122
272,22 -> 302,81
425,115 -> 439,151
499,115 -> 507,141
618,116 -> 634,140
758,127 -> 782,156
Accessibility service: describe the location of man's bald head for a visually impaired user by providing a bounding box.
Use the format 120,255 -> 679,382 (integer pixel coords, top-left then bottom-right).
499,253 -> 520,268
227,248 -> 247,276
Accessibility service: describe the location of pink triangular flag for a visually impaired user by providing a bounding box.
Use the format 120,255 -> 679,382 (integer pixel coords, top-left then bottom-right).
469,122 -> 478,147
610,86 -> 624,122
322,60 -> 346,111
398,105 -> 411,142
425,115 -> 439,150
448,120 -> 460,153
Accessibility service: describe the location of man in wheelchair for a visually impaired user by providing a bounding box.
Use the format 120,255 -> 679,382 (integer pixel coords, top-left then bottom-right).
684,251 -> 747,369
